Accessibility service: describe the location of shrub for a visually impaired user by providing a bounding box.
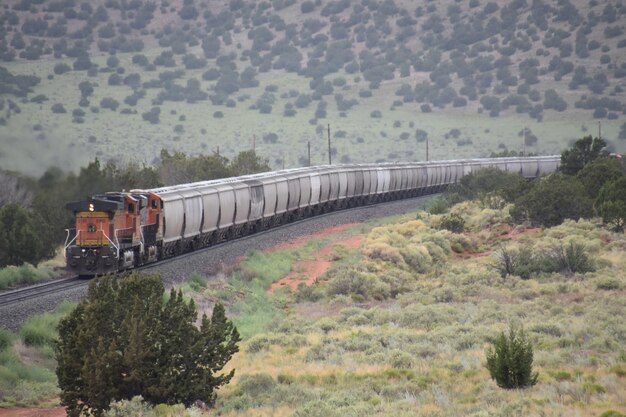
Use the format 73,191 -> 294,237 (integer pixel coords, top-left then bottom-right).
0,264 -> 54,290
21,312 -> 59,347
512,173 -> 593,227
301,1 -> 315,13
0,328 -> 12,352
100,97 -> 119,111
53,63 -> 71,75
596,176 -> 626,232
486,325 -> 538,389
51,103 -> 66,113
494,245 -> 547,279
439,213 -> 465,233
56,273 -> 240,415
546,242 -> 595,275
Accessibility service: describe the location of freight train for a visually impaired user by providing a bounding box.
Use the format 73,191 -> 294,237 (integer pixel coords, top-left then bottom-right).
65,156 -> 560,276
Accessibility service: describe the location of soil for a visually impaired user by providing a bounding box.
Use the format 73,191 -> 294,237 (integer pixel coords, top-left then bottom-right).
0,407 -> 65,417
266,223 -> 357,252
268,229 -> 364,294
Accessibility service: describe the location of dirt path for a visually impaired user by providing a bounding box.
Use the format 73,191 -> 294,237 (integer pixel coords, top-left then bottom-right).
268,232 -> 364,293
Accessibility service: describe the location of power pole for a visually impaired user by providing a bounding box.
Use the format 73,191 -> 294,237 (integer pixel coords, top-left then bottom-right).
307,141 -> 311,167
523,127 -> 526,156
252,135 -> 256,152
426,136 -> 429,161
598,121 -> 602,140
327,124 -> 332,165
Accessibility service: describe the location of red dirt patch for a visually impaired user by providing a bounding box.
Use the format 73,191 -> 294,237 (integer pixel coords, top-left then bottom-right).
268,233 -> 364,294
266,223 -> 358,252
0,407 -> 65,417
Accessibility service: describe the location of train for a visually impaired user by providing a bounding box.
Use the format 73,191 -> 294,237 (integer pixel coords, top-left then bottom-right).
64,156 -> 560,276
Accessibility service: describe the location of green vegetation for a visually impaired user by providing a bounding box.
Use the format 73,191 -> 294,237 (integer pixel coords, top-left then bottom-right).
194,199 -> 626,416
0,0 -> 624,176
2,186 -> 625,414
56,273 -> 240,416
0,263 -> 55,289
0,149 -> 270,269
0,302 -> 74,407
486,325 -> 538,389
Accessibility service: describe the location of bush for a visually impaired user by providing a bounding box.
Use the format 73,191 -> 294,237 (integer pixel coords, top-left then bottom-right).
0,328 -> 13,352
21,314 -> 58,347
486,325 -> 538,389
512,173 -> 593,227
100,97 -> 119,111
0,264 -> 54,290
439,213 -> 465,233
494,245 -> 547,279
53,63 -> 71,75
56,273 -> 240,415
51,103 -> 66,113
596,176 -> 626,232
301,1 -> 315,13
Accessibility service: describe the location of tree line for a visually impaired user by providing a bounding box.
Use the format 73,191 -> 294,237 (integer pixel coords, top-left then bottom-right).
0,149 -> 270,268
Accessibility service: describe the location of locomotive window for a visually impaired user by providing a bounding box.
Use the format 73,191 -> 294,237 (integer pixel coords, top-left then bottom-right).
152,200 -> 158,209
128,203 -> 134,213
87,223 -> 96,233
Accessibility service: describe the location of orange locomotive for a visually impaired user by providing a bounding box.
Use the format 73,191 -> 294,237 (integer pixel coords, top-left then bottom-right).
65,192 -> 162,276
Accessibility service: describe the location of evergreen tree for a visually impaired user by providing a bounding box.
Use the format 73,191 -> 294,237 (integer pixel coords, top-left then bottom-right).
577,157 -> 625,198
511,173 -> 593,227
596,176 -> 626,232
0,203 -> 45,267
559,135 -> 607,175
486,325 -> 538,389
56,273 -> 239,416
229,150 -> 271,176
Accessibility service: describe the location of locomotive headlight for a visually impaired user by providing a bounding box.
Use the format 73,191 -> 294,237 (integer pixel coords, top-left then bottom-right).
88,203 -> 95,212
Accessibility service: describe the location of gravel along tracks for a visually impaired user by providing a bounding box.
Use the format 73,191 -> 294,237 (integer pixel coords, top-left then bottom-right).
0,195 -> 434,332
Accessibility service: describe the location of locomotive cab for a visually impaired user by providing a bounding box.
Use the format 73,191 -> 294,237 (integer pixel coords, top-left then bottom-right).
65,197 -> 124,276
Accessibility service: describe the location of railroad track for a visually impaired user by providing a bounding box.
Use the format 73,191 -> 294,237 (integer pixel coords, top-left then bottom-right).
0,276 -> 86,308
0,194 -> 436,311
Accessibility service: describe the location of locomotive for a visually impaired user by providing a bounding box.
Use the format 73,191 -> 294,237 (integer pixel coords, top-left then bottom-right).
65,156 -> 560,276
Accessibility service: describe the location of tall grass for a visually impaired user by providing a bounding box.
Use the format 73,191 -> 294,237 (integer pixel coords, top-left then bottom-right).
0,263 -> 56,290
0,302 -> 75,406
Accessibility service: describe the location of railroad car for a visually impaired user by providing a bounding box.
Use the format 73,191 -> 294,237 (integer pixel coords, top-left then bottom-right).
65,156 -> 560,276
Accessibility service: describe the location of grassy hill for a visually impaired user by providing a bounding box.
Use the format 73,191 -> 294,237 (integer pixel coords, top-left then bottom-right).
0,0 -> 625,175
199,202 -> 625,416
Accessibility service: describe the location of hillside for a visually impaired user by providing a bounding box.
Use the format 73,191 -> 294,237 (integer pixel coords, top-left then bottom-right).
147,203 -> 626,416
0,0 -> 625,175
2,200 -> 625,416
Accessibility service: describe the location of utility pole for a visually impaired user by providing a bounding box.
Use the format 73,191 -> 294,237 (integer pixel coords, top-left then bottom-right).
426,136 -> 429,161
307,141 -> 311,167
598,121 -> 602,140
523,127 -> 526,156
252,135 -> 256,152
327,124 -> 332,165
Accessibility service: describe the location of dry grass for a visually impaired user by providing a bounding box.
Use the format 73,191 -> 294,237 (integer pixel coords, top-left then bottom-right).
202,202 -> 626,416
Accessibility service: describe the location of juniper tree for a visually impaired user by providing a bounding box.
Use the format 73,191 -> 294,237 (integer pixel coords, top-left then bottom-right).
56,273 -> 239,416
486,325 -> 538,389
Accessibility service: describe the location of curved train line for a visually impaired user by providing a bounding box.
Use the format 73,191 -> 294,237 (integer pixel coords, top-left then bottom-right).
64,156 -> 561,276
